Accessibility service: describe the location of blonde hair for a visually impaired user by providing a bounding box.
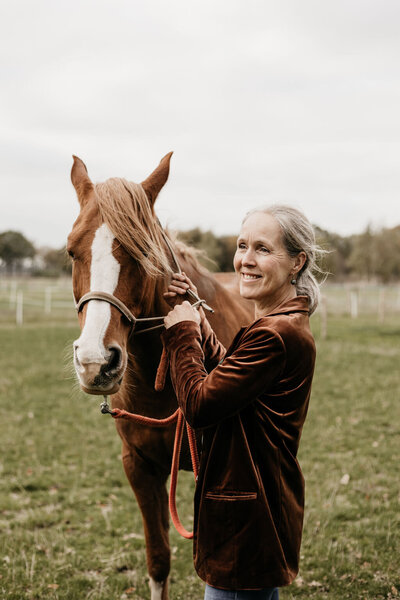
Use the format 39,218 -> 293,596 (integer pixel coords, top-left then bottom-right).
244,205 -> 326,315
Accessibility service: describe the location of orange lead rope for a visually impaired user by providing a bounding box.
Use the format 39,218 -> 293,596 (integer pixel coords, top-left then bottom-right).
168,410 -> 199,539
104,351 -> 200,539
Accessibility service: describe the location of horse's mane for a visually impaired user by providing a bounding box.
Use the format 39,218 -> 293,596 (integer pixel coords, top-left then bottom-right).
95,178 -> 172,277
94,178 -> 209,279
168,235 -> 212,275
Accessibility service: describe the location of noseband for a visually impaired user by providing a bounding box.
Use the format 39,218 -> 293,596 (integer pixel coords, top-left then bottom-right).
74,228 -> 213,336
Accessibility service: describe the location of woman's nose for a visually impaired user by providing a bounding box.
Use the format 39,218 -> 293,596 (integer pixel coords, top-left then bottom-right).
242,249 -> 256,266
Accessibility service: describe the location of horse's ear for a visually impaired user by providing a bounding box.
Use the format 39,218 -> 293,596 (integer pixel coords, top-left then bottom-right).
71,155 -> 93,206
141,152 -> 173,207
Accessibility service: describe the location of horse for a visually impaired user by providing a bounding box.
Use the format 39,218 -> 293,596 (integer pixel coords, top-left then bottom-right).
68,152 -> 254,600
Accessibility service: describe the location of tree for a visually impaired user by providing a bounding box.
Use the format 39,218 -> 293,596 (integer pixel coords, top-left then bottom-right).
218,235 -> 238,272
0,230 -> 35,272
177,229 -> 239,272
348,225 -> 375,281
314,226 -> 352,280
177,228 -> 221,271
372,226 -> 400,283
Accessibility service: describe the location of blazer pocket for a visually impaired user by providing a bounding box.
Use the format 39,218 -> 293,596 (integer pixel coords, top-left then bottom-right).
204,490 -> 257,501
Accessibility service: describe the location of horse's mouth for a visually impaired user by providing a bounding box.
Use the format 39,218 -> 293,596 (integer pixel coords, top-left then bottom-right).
80,375 -> 123,395
81,382 -> 121,395
76,363 -> 125,395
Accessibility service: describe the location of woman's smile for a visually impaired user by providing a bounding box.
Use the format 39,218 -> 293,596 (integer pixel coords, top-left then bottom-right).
241,272 -> 262,281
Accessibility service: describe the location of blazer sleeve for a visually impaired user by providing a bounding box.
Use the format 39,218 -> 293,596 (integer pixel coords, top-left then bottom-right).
161,320 -> 286,429
198,307 -> 227,371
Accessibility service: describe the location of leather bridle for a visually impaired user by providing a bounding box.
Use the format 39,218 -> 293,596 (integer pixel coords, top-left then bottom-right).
74,226 -> 213,336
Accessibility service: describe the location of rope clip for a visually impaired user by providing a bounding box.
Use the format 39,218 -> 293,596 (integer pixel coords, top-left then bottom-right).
100,396 -> 114,415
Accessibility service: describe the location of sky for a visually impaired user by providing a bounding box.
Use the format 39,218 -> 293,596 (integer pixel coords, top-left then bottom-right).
1,0 -> 400,249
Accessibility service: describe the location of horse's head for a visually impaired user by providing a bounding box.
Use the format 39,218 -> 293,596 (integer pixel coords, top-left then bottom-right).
68,153 -> 173,395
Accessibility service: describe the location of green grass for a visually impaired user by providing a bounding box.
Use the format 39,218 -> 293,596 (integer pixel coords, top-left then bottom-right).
293,316 -> 400,599
0,323 -> 200,600
0,285 -> 400,599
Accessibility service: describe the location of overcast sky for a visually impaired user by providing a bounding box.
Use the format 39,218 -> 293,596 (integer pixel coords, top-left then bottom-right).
1,0 -> 399,248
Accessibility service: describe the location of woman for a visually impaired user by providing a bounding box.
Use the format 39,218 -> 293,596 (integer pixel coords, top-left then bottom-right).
162,205 -> 321,600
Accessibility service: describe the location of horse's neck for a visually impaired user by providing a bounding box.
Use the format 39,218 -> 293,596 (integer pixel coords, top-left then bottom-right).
124,251 -> 196,364
123,244 -> 207,374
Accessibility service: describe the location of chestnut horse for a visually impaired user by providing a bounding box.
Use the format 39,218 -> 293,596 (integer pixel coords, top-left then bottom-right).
68,153 -> 253,600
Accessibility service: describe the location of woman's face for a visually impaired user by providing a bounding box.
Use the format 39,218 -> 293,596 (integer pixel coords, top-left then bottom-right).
233,212 -> 300,310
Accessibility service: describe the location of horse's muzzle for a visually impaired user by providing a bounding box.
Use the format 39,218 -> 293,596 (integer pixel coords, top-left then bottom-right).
74,344 -> 126,396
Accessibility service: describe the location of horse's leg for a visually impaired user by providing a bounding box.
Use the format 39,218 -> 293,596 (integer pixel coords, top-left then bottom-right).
122,444 -> 171,600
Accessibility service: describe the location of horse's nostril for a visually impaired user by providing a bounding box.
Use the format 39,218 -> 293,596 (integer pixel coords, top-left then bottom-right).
104,346 -> 122,375
73,343 -> 81,367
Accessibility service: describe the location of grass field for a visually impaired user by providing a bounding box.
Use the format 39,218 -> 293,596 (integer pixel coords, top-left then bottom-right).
0,279 -> 399,599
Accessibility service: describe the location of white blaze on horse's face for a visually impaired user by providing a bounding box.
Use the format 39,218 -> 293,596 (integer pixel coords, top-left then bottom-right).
73,223 -> 124,393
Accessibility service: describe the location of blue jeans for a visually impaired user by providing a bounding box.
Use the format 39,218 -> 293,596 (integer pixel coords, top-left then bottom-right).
204,584 -> 279,600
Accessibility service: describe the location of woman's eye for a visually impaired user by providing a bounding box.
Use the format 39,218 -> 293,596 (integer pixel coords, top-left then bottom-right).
238,243 -> 246,250
258,247 -> 269,253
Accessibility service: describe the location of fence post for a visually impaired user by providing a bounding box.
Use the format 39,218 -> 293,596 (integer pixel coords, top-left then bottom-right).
350,291 -> 358,319
16,291 -> 23,326
45,287 -> 52,314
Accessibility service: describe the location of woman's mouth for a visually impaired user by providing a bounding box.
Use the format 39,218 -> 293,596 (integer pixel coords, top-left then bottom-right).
241,273 -> 262,281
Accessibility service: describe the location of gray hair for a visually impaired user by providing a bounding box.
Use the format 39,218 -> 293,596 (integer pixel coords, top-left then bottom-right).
243,205 -> 326,315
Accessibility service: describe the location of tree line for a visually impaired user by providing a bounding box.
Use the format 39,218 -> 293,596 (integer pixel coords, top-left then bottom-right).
0,231 -> 71,277
177,225 -> 400,283
1,224 -> 400,283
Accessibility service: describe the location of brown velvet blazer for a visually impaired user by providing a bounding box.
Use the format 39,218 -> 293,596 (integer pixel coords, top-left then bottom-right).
161,296 -> 316,590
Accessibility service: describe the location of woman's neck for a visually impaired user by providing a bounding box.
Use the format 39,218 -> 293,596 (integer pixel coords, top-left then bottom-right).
254,287 -> 297,320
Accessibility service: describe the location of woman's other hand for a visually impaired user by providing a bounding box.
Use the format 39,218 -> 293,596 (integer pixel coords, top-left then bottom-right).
164,301 -> 201,329
163,272 -> 199,307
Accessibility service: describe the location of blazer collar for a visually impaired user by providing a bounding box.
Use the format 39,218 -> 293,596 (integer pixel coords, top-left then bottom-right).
226,296 -> 310,356
262,295 -> 309,317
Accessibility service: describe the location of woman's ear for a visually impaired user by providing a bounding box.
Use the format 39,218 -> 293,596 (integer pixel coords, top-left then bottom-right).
292,251 -> 307,275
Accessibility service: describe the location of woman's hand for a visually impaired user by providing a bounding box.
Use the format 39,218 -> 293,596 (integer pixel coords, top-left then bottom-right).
163,272 -> 199,307
164,300 -> 201,329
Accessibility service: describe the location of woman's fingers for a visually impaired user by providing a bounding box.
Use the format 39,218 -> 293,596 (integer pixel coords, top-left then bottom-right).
163,285 -> 188,302
164,300 -> 201,329
164,273 -> 190,296
170,282 -> 189,294
173,272 -> 199,295
164,273 -> 199,308
181,272 -> 198,294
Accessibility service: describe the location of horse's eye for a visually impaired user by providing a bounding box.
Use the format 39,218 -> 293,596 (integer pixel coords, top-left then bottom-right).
67,249 -> 75,260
